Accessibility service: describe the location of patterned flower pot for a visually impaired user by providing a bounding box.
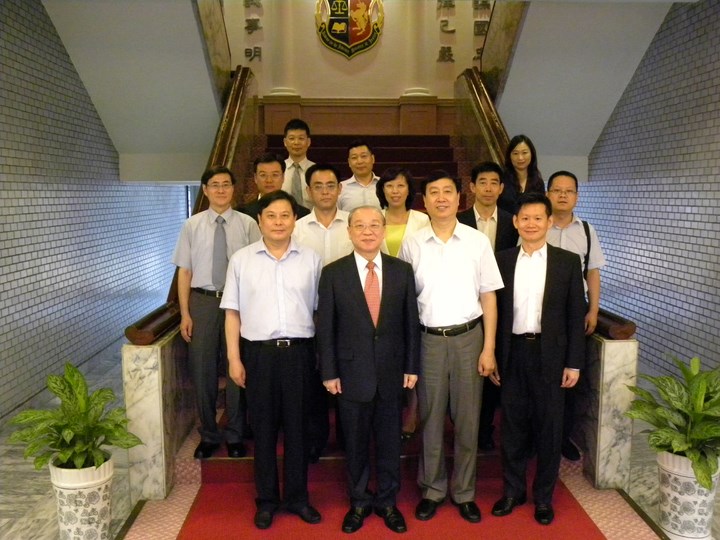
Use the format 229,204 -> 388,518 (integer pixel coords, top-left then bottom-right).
49,458 -> 114,540
657,451 -> 719,540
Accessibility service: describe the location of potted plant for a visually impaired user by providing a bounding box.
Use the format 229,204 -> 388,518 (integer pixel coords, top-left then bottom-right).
625,356 -> 720,540
9,362 -> 142,539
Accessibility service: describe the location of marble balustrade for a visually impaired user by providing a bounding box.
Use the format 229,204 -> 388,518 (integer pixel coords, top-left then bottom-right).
122,329 -> 195,504
574,334 -> 639,490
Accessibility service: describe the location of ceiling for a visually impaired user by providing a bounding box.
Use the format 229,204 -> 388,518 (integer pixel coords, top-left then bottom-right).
41,0 -> 691,183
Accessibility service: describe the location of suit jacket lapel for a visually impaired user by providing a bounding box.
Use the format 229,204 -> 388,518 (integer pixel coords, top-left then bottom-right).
345,254 -> 377,328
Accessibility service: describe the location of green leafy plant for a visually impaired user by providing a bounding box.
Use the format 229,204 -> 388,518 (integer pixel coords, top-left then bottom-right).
625,356 -> 720,489
9,362 -> 142,470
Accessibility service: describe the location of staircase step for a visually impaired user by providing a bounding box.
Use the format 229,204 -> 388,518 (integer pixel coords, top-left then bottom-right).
266,146 -> 455,162
267,134 -> 451,148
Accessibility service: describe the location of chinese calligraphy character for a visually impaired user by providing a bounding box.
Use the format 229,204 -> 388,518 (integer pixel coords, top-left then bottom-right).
440,19 -> 456,34
473,48 -> 483,61
437,46 -> 454,63
244,0 -> 262,7
437,0 -> 455,9
474,20 -> 489,36
245,18 -> 262,34
245,47 -> 262,62
473,0 -> 491,10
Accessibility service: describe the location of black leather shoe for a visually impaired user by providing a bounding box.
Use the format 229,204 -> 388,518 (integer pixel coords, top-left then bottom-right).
375,506 -> 407,533
562,440 -> 581,461
308,446 -> 323,464
453,501 -> 481,523
289,505 -> 321,524
491,495 -> 527,517
254,509 -> 273,529
342,506 -> 371,533
534,503 -> 554,525
415,498 -> 444,521
226,442 -> 246,458
193,441 -> 219,459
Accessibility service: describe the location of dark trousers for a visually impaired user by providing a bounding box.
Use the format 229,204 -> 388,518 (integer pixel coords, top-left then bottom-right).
306,362 -> 330,451
478,378 -> 500,442
188,291 -> 246,444
500,336 -> 564,505
338,392 -> 402,509
242,338 -> 314,512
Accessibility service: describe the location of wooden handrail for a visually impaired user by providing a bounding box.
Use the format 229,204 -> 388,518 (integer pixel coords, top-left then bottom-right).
124,65 -> 256,346
596,308 -> 637,340
455,66 -> 509,165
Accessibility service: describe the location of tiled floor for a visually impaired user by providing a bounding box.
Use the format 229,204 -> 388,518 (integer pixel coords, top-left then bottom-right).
0,338 -> 717,539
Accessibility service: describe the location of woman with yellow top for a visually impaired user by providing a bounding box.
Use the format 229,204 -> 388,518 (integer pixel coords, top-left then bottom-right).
376,167 -> 429,257
376,167 -> 429,440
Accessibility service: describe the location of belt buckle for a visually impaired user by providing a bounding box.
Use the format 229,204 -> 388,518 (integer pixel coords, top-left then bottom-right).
526,333 -> 537,340
214,290 -> 223,298
276,339 -> 291,348
440,327 -> 449,337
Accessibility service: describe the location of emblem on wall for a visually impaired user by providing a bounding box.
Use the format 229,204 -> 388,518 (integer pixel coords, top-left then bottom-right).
315,0 -> 384,59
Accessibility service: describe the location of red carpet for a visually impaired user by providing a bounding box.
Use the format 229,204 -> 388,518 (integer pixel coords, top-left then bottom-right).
178,457 -> 606,540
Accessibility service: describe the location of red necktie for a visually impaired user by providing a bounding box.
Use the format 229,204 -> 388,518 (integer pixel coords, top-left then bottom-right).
364,261 -> 380,327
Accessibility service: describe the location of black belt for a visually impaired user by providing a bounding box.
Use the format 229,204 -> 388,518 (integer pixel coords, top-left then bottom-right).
513,333 -> 541,340
192,288 -> 223,298
420,317 -> 481,337
247,338 -> 313,348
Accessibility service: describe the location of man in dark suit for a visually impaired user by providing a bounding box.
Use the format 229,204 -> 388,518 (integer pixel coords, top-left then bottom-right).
238,153 -> 310,221
490,193 -> 585,526
317,206 -> 420,534
458,161 -> 519,450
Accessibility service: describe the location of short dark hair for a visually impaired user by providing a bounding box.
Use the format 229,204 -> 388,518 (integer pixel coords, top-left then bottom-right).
257,190 -> 298,217
376,167 -> 416,210
305,163 -> 341,186
347,138 -> 374,156
201,165 -> 236,185
283,118 -> 310,137
516,192 -> 552,217
253,153 -> 286,174
421,169 -> 461,195
470,161 -> 504,184
547,170 -> 579,191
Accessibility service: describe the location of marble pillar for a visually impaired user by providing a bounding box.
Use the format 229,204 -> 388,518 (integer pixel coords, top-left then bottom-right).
121,329 -> 194,504
575,335 -> 638,489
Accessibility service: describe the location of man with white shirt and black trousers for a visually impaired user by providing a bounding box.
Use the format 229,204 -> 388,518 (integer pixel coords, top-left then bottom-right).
222,190 -> 323,530
490,192 -> 586,526
281,118 -> 315,209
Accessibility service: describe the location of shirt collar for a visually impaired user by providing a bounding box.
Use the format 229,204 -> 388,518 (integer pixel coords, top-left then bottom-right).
518,242 -> 548,259
354,250 -> 382,272
473,205 -> 498,223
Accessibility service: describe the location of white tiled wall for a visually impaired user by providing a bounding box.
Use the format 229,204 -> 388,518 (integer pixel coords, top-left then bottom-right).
0,0 -> 187,418
580,0 -> 720,377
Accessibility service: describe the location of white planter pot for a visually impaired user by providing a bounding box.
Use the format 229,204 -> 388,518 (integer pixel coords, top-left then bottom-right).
657,451 -> 719,540
49,457 -> 114,540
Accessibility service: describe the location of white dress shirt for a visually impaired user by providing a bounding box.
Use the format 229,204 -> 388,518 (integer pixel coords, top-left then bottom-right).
399,222 -> 504,327
292,208 -> 354,266
282,157 -> 315,208
338,174 -> 381,211
512,244 -> 547,334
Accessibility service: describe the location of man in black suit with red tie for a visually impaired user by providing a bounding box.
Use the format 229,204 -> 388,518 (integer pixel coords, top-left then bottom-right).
490,193 -> 585,526
317,206 -> 420,534
458,161 -> 518,450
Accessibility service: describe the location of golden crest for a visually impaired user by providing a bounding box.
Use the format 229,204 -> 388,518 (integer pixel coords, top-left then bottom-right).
315,0 -> 384,59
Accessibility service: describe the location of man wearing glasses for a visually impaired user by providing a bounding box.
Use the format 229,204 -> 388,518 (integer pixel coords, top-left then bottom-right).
172,166 -> 261,459
239,153 -> 310,221
318,206 -> 420,534
546,170 -> 606,462
292,163 -> 354,464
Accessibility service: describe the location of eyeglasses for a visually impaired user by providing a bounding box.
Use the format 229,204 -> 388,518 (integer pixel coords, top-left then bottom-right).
207,183 -> 233,191
311,183 -> 338,192
548,189 -> 577,196
351,223 -> 384,233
